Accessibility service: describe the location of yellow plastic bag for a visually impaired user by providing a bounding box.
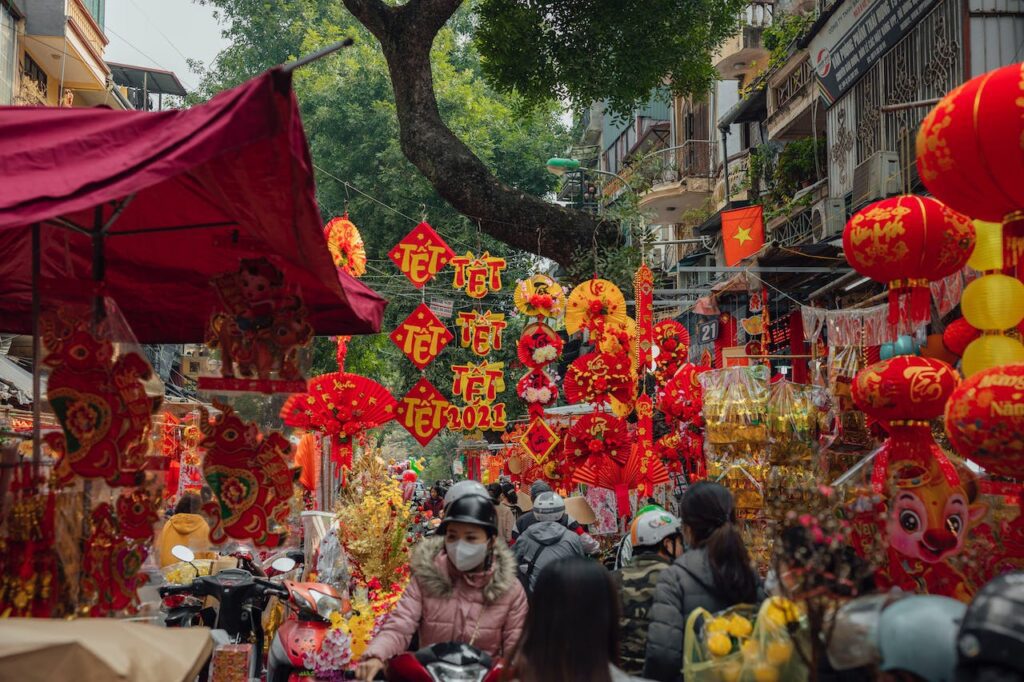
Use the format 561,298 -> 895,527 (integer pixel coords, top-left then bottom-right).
682,598 -> 808,682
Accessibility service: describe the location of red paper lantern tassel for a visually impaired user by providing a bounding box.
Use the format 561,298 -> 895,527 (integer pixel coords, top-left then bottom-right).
527,402 -> 546,419
887,279 -> 931,325
614,483 -> 631,519
1003,213 -> 1024,281
331,435 -> 353,474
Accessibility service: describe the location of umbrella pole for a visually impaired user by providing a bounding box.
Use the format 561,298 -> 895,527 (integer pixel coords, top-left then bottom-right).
31,223 -> 41,476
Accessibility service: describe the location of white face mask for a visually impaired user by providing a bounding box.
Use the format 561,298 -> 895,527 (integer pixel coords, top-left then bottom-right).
445,540 -> 488,572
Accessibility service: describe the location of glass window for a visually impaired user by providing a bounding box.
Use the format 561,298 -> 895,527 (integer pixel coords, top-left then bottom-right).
24,52 -> 47,97
0,4 -> 14,105
81,0 -> 105,30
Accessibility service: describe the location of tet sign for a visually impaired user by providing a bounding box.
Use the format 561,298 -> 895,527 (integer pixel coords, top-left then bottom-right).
389,222 -> 455,288
390,303 -> 453,370
451,251 -> 506,299
455,310 -> 507,356
395,378 -> 451,447
449,360 -> 507,431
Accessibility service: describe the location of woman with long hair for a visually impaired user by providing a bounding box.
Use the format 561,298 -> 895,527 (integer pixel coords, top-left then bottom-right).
644,481 -> 761,682
508,557 -> 648,682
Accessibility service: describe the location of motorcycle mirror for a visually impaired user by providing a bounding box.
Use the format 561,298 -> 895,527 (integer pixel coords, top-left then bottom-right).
171,545 -> 196,563
271,556 -> 297,573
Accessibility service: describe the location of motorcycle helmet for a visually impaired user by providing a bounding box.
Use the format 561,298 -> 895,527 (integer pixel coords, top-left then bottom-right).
827,592 -> 904,670
629,509 -> 682,549
958,571 -> 1024,674
443,480 -> 490,507
533,492 -> 565,522
877,594 -> 966,682
439,493 -> 497,535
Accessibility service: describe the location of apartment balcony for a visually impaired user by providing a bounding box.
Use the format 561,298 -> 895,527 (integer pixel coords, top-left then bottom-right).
23,0 -> 112,104
579,102 -> 604,146
712,150 -> 752,210
765,52 -> 819,141
714,2 -> 773,80
636,141 -> 717,224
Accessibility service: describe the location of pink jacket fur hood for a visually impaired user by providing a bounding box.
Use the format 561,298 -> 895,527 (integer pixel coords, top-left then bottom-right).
363,535 -> 528,662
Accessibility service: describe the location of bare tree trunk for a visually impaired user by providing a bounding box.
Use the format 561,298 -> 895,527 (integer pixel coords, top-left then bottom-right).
341,0 -> 616,267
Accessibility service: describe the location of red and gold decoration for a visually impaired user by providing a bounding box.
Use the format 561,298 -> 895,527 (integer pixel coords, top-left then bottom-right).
653,320 -> 691,385
41,308 -> 156,485
565,279 -> 629,335
450,251 -> 506,299
722,205 -> 766,267
517,322 -> 564,369
448,360 -> 507,431
395,378 -> 451,447
324,214 -> 367,277
115,488 -> 160,540
945,363 -> 1024,479
521,417 -> 560,461
917,62 -> 1024,278
563,412 -> 630,466
80,502 -> 150,616
280,372 -> 397,471
390,303 -> 454,370
0,468 -> 59,617
389,221 -> 455,288
202,258 -> 314,392
199,403 -> 295,547
634,264 -> 655,372
630,395 -> 670,496
564,352 -> 634,416
455,310 -> 507,357
658,363 -> 708,427
843,195 -> 975,325
517,369 -> 558,417
514,274 -> 566,319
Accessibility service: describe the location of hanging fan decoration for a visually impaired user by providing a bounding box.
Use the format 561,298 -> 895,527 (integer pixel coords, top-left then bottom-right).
200,402 -> 295,547
629,395 -> 671,497
517,369 -> 559,418
658,363 -> 708,427
324,214 -> 368,277
565,279 -> 629,336
514,274 -> 566,319
517,322 -> 565,368
563,412 -> 630,466
598,319 -> 639,371
564,352 -> 635,416
653,320 -> 692,385
573,457 -> 633,518
280,372 -> 397,471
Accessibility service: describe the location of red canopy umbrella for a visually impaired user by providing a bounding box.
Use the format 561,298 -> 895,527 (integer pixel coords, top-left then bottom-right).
0,66 -> 385,343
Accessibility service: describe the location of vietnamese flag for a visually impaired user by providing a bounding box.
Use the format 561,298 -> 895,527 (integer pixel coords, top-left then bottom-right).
722,205 -> 765,266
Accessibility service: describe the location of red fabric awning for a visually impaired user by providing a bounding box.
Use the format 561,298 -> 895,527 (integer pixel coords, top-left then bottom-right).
0,68 -> 385,343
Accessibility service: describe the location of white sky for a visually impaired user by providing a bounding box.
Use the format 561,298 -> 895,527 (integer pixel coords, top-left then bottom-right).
102,0 -> 228,92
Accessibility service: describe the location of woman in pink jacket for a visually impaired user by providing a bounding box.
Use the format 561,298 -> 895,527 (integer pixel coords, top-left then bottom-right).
356,493 -> 528,680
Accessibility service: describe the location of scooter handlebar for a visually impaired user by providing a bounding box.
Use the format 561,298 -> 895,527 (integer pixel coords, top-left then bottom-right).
253,577 -> 289,598
158,583 -> 196,597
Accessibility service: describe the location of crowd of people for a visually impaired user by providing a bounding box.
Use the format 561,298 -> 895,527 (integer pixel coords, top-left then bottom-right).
352,478 -> 1024,682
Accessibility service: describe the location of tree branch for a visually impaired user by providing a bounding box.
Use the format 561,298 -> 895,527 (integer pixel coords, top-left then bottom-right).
341,0 -> 615,266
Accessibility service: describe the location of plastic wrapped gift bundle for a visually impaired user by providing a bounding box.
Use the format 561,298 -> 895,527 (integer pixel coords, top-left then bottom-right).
700,366 -> 770,445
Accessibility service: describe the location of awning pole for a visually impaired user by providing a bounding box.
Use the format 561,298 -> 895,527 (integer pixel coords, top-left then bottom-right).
282,38 -> 355,73
31,223 -> 41,476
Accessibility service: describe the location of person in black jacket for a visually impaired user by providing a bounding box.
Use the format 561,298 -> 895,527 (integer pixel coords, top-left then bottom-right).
512,481 -> 582,538
643,481 -> 761,682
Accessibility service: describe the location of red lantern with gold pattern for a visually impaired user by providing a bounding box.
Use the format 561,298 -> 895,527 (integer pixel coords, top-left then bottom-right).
852,356 -> 960,423
917,63 -> 1024,276
945,363 -> 1024,479
843,195 -> 975,324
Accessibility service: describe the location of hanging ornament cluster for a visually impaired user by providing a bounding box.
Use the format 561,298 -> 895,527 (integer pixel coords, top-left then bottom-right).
40,308 -> 156,486
324,214 -> 368,277
843,195 -> 975,325
945,364 -> 1024,480
514,275 -> 566,318
563,413 -> 630,466
451,251 -> 506,299
81,499 -> 155,616
280,372 -> 397,472
199,402 -> 295,547
653,320 -> 691,385
202,257 -> 314,392
917,62 -> 1024,278
513,274 -> 566,421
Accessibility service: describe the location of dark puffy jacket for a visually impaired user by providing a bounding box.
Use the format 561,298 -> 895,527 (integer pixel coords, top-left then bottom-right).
512,511 -> 580,539
613,554 -> 671,676
512,521 -> 584,593
643,548 -> 762,682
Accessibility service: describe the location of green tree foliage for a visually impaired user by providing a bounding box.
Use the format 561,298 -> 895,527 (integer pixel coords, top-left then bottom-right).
474,0 -> 749,117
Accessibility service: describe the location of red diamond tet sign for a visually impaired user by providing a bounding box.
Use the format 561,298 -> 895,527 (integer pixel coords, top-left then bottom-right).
390,303 -> 454,370
396,378 -> 451,447
388,221 -> 455,288
521,417 -> 559,461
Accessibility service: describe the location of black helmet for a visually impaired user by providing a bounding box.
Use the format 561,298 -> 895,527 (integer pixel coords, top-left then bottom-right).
958,572 -> 1024,674
440,493 -> 497,535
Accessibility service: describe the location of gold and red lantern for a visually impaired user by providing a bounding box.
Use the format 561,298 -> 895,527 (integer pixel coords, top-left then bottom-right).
852,356 -> 960,424
917,62 -> 1024,276
843,195 -> 975,324
945,363 -> 1024,479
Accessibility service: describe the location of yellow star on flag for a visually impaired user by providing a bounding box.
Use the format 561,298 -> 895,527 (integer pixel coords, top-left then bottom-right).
734,227 -> 752,244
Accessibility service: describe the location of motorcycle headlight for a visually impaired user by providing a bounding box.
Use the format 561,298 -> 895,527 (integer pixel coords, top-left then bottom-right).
311,590 -> 343,619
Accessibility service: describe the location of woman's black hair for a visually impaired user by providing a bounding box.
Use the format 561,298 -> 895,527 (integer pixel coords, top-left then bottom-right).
679,481 -> 758,604
500,480 -> 519,506
486,482 -> 503,505
513,557 -> 619,682
175,492 -> 202,515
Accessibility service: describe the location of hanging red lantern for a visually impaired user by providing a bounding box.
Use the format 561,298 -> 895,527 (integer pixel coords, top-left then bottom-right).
945,363 -> 1024,480
942,317 -> 981,357
917,62 -> 1024,277
843,195 -> 974,324
852,356 -> 960,424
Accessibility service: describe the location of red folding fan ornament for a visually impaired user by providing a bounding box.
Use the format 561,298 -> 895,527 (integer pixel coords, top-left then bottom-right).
572,457 -> 632,517
324,214 -> 367,278
517,369 -> 559,418
563,412 -> 630,466
517,322 -> 564,369
280,372 -> 397,470
624,439 -> 671,497
564,351 -> 634,414
653,320 -> 691,385
657,363 -> 708,427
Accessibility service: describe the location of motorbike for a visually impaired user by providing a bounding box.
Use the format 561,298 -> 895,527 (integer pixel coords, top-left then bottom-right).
265,577 -> 347,682
160,545 -> 290,679
386,642 -> 505,682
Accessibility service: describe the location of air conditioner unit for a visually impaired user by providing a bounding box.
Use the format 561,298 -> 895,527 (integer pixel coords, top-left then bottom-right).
852,151 -> 901,208
810,198 -> 846,242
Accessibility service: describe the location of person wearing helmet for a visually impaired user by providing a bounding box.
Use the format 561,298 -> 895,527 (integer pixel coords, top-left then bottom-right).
956,571 -> 1024,682
876,595 -> 966,682
612,509 -> 684,676
512,480 -> 601,554
355,493 -> 527,681
443,479 -> 490,507
513,492 -> 587,594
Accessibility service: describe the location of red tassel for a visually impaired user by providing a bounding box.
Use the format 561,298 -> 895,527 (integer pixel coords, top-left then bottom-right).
910,285 -> 931,325
887,289 -> 901,325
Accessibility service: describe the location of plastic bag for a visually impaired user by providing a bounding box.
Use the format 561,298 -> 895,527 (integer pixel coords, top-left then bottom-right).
701,366 -> 770,445
683,598 -> 808,682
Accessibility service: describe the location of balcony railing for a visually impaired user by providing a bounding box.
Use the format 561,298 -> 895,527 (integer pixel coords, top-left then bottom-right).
628,140 -> 717,194
67,0 -> 108,59
773,59 -> 813,113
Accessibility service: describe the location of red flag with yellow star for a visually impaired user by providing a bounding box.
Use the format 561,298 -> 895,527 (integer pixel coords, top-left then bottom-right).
722,205 -> 764,266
